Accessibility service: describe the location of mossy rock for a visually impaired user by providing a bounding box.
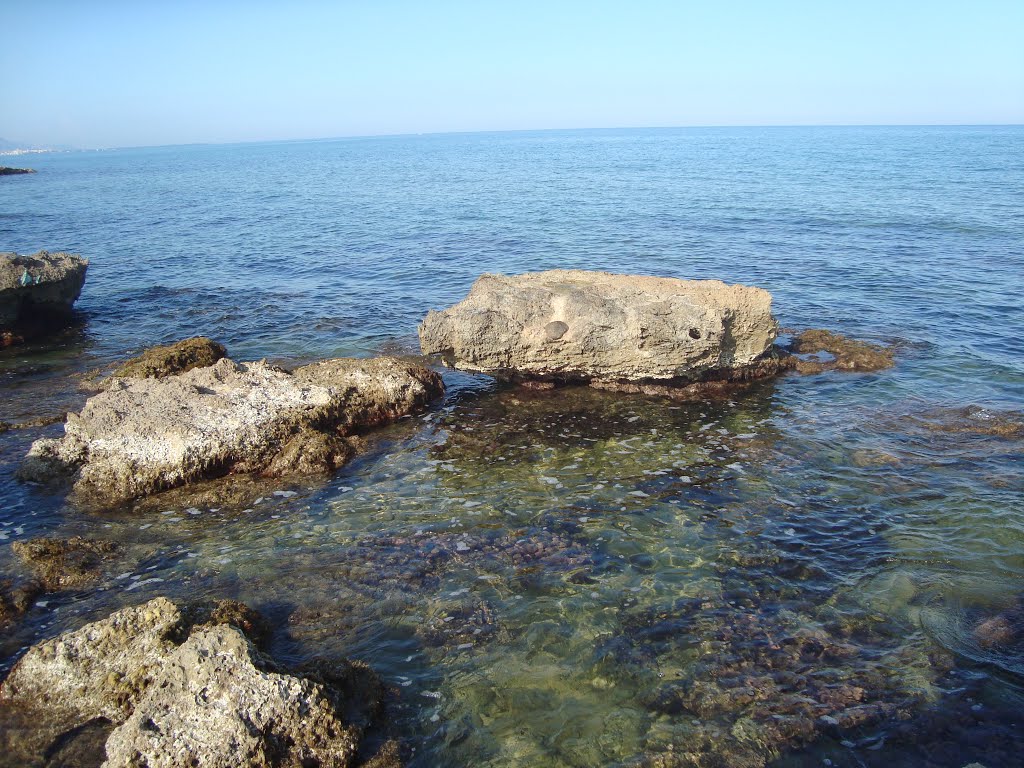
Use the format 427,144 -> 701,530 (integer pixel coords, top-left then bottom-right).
111,337 -> 227,380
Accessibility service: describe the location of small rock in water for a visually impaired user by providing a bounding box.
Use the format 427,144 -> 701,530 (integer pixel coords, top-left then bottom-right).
273,490 -> 297,498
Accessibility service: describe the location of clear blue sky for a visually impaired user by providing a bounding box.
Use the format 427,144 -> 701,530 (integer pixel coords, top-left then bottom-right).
2,0 -> 1021,148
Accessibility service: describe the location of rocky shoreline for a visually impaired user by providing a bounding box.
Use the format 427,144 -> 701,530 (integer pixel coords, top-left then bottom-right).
11,265 -> 992,768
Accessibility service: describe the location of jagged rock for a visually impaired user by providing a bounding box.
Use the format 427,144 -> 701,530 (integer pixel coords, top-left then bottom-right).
0,597 -> 184,725
0,598 -> 389,768
11,536 -> 120,591
20,356 -> 444,505
419,270 -> 779,387
0,251 -> 88,345
103,625 -> 360,768
109,337 -> 227,381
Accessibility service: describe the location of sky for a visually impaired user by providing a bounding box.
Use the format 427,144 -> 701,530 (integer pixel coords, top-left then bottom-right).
1,0 -> 1022,148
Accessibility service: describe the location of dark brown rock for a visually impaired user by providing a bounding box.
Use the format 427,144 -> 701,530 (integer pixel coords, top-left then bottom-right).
109,337 -> 227,381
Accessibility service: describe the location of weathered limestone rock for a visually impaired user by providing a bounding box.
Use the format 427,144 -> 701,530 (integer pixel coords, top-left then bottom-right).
103,625 -> 360,768
20,356 -> 444,505
0,251 -> 88,345
419,270 -> 779,386
0,598 -> 387,768
109,337 -> 227,380
0,597 -> 184,725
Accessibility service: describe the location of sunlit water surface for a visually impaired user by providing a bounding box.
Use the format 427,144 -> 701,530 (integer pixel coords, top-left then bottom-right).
1,127 -> 1022,767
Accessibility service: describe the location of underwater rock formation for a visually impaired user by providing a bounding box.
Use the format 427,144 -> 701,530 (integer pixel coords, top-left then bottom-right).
419,270 -> 779,387
20,356 -> 444,506
11,536 -> 119,591
0,251 -> 88,346
0,597 -> 390,768
109,337 -> 227,381
789,328 -> 895,372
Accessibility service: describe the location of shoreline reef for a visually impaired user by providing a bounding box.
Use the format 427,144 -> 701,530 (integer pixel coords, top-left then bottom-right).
1,267 -> 913,767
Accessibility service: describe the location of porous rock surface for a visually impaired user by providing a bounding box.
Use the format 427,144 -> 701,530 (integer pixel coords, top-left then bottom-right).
104,625 -> 359,768
0,250 -> 88,333
0,598 -> 375,768
21,356 -> 444,505
419,270 -> 778,385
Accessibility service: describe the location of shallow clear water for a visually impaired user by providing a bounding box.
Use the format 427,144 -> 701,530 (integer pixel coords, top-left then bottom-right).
1,126 -> 1023,767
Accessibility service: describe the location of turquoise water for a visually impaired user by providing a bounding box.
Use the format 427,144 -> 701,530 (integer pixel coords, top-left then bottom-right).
1,126 -> 1022,766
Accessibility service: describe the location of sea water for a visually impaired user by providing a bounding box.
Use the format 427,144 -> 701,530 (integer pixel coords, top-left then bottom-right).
1,126 -> 1022,767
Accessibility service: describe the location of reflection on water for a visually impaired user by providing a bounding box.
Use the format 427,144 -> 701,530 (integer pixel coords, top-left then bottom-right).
2,373 -> 1021,767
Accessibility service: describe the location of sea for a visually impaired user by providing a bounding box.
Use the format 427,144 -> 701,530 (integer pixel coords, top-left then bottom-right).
1,126 -> 1022,767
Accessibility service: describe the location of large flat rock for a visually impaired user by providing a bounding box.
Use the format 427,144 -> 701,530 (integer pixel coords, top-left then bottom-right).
21,355 -> 444,505
419,270 -> 778,385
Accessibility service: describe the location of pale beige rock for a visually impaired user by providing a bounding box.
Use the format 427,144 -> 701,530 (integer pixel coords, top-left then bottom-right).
21,356 -> 444,505
103,625 -> 359,768
419,270 -> 778,384
0,597 -> 182,724
0,599 -> 371,768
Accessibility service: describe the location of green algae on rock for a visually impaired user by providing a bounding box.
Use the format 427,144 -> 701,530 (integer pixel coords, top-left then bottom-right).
109,336 -> 227,381
19,356 -> 444,507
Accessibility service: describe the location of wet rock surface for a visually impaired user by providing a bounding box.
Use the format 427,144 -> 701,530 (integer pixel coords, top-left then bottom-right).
0,167 -> 35,176
419,270 -> 779,385
108,336 -> 227,381
0,598 -> 394,768
0,251 -> 88,347
20,356 -> 444,506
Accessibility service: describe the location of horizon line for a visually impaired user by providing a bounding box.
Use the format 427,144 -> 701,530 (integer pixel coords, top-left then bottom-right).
12,121 -> 1024,153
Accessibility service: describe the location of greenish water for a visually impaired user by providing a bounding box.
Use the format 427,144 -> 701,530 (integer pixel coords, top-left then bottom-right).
3,374 -> 1021,767
2,127 -> 1023,766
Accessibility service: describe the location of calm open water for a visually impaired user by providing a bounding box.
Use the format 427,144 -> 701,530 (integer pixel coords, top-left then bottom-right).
1,126 -> 1023,767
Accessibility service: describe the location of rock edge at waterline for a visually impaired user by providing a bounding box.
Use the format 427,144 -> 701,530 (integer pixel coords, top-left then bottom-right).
20,355 -> 444,506
1,250 -> 88,346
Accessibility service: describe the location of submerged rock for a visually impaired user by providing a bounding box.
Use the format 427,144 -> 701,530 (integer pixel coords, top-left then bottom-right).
0,251 -> 88,346
419,270 -> 779,387
0,597 -> 390,768
789,328 -> 894,372
0,579 -> 43,629
20,356 -> 444,506
11,536 -> 119,591
109,337 -> 227,381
